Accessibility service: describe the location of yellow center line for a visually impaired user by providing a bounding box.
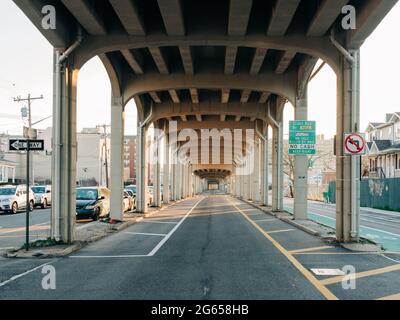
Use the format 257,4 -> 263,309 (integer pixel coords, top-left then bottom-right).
292,252 -> 381,255
289,246 -> 334,254
227,198 -> 338,301
266,229 -> 295,234
377,293 -> 400,300
320,263 -> 400,286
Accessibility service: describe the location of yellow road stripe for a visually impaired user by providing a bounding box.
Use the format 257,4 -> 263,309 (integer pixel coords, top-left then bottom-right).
0,225 -> 49,234
377,293 -> 400,300
292,252 -> 381,255
266,229 -> 295,234
228,199 -> 338,301
320,264 -> 400,286
289,246 -> 334,254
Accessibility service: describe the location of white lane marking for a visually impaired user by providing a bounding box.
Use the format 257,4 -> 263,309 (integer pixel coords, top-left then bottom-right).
253,218 -> 278,223
147,197 -> 204,256
141,220 -> 178,225
0,261 -> 52,288
71,255 -> 148,259
70,198 -> 205,259
124,231 -> 167,237
246,213 -> 265,216
266,229 -> 295,234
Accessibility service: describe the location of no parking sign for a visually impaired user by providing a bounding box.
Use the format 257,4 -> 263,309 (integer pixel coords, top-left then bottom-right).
344,133 -> 366,155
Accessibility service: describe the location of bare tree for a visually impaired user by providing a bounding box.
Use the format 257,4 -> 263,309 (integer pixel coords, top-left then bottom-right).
283,146 -> 333,198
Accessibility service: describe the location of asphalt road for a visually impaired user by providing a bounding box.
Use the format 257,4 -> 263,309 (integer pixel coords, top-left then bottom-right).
1,195 -> 399,300
283,198 -> 400,252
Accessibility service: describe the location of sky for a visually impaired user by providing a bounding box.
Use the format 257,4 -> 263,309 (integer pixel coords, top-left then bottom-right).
0,1 -> 399,138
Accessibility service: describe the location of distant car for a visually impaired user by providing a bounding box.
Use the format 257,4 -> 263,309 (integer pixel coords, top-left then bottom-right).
123,190 -> 133,212
125,185 -> 136,196
76,187 -> 110,221
31,185 -> 51,209
148,186 -> 154,205
125,184 -> 152,206
124,189 -> 136,210
0,185 -> 35,214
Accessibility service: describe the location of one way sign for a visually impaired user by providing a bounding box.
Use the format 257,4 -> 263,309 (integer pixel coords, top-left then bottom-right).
9,139 -> 45,151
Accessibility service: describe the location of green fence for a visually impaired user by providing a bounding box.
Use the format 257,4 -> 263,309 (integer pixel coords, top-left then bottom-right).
326,178 -> 400,211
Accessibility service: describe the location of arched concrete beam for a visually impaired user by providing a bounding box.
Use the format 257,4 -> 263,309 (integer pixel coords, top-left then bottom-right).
149,102 -> 269,123
122,71 -> 297,107
74,35 -> 341,74
98,53 -> 122,97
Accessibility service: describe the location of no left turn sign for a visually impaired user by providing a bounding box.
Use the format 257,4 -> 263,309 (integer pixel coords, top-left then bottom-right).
344,133 -> 366,155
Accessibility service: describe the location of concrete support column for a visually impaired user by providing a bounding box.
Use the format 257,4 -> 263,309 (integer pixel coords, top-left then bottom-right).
136,121 -> 148,213
272,122 -> 284,211
153,127 -> 162,208
51,59 -> 78,243
163,131 -> 170,204
261,129 -> 269,206
240,174 -> 244,198
188,165 -> 193,197
336,50 -> 361,242
253,140 -> 261,202
177,163 -> 182,200
182,163 -> 187,198
110,96 -> 125,221
293,90 -> 309,220
171,161 -> 177,201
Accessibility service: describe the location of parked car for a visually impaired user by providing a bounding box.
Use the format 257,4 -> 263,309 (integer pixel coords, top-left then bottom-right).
124,189 -> 136,210
125,184 -> 153,206
125,185 -> 136,197
0,185 -> 35,214
31,185 -> 52,209
76,187 -> 110,221
122,190 -> 133,212
148,186 -> 154,205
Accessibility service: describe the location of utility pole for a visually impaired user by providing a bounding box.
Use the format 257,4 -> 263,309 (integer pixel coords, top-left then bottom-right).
14,94 -> 44,132
97,124 -> 111,188
13,94 -> 44,186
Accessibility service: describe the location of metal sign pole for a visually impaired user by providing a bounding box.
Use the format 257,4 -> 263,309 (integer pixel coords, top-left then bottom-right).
26,140 -> 30,251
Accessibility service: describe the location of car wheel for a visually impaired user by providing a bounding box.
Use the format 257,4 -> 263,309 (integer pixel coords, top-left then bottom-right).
29,201 -> 34,212
92,207 -> 100,221
42,199 -> 48,209
11,202 -> 18,214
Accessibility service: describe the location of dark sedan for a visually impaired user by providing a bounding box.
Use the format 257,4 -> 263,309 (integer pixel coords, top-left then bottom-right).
76,187 -> 110,221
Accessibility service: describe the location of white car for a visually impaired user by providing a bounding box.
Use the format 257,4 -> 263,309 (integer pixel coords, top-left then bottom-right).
31,185 -> 52,209
124,189 -> 136,210
122,190 -> 132,212
0,185 -> 35,214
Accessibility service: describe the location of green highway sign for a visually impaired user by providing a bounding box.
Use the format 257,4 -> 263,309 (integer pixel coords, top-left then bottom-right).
289,120 -> 316,155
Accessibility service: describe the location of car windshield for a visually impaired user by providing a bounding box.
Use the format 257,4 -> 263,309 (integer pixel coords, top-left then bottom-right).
76,189 -> 98,200
0,188 -> 16,196
126,186 -> 136,194
31,187 -> 45,193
